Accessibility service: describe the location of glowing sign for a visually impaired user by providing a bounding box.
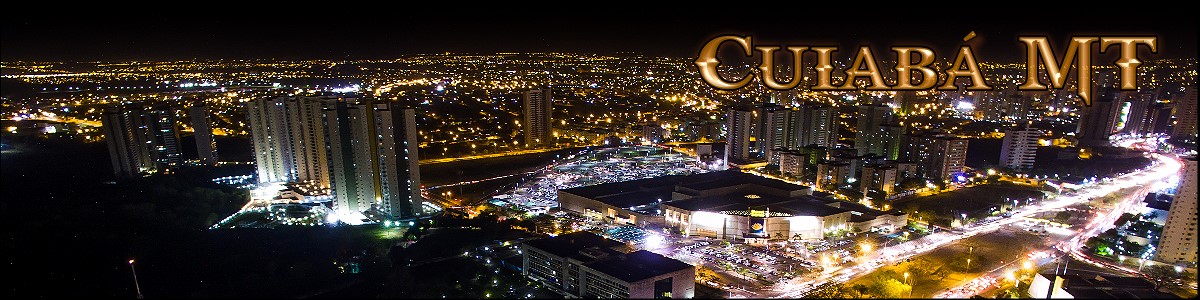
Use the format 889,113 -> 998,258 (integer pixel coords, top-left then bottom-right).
749,217 -> 766,235
749,210 -> 766,218
1115,101 -> 1131,132
691,211 -> 726,227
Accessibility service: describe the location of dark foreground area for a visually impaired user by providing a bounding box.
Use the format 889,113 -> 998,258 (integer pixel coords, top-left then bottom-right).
2,135 -> 559,298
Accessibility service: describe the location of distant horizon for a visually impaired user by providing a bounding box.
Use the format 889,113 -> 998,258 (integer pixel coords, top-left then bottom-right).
4,11 -> 1195,62
3,54 -> 1196,65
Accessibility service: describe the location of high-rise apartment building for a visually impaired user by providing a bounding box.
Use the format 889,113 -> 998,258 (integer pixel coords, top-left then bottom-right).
1172,88 -> 1197,141
1142,102 -> 1175,135
372,103 -> 423,219
247,96 -> 338,185
929,136 -> 969,182
860,164 -> 898,196
761,108 -> 789,159
804,104 -> 838,149
856,104 -> 893,156
1076,90 -> 1125,146
725,108 -> 753,164
881,124 -> 906,161
325,101 -> 424,219
101,105 -> 181,178
1119,91 -> 1154,135
189,104 -> 218,165
1156,157 -> 1197,265
523,88 -> 554,147
755,103 -> 785,157
779,150 -> 808,178
1000,126 -> 1042,171
326,101 -> 376,214
145,108 -> 182,170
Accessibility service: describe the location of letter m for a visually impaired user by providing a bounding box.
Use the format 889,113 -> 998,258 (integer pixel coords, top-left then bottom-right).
1018,37 -> 1098,106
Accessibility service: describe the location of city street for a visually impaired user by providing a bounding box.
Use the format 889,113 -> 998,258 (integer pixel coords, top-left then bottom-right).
770,153 -> 1181,298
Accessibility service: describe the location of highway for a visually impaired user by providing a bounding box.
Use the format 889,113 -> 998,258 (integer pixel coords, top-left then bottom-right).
935,152 -> 1181,298
772,153 -> 1182,298
418,147 -> 573,165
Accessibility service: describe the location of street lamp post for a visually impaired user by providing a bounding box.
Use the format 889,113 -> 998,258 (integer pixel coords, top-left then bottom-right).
904,272 -> 911,297
129,259 -> 143,299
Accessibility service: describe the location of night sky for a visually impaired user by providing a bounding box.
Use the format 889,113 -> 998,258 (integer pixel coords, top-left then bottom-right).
3,9 -> 1195,61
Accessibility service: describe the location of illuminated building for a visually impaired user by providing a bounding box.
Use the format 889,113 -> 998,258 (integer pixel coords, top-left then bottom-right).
800,103 -> 838,149
189,103 -> 218,165
325,101 -> 423,219
1076,89 -> 1125,146
286,97 -> 335,188
101,105 -> 181,178
523,87 -> 553,147
1156,157 -> 1197,265
521,232 -> 695,299
373,103 -> 423,219
145,108 -> 182,170
860,164 -> 897,196
753,102 -> 782,158
247,96 -> 340,185
1141,102 -> 1175,135
725,108 -> 753,164
928,136 -> 968,182
759,104 -> 788,159
641,122 -> 664,144
1000,125 -> 1042,171
881,123 -> 906,161
855,104 -> 893,156
815,161 -> 851,191
763,103 -> 839,162
1118,91 -> 1154,135
1172,88 -> 1197,141
778,150 -> 808,178
558,170 -> 904,240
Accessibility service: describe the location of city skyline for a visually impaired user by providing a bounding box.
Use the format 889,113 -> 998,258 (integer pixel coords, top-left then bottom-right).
4,12 -> 1198,61
3,12 -> 1196,299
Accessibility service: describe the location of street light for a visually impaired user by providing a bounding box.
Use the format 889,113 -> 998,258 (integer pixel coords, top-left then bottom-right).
1007,270 -> 1019,288
129,259 -> 144,299
904,272 -> 912,297
1023,260 -> 1033,270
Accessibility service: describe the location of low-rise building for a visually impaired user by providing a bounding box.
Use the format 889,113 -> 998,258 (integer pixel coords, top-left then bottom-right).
1027,271 -> 1178,299
521,232 -> 695,298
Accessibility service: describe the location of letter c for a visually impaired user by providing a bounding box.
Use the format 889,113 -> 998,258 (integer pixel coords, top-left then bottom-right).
695,35 -> 754,90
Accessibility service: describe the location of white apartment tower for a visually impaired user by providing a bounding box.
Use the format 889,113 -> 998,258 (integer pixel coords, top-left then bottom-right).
1000,126 -> 1041,171
1156,157 -> 1197,265
325,100 -> 423,219
246,96 -> 338,185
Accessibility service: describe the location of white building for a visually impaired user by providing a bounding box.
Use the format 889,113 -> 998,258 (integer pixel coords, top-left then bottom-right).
325,101 -> 423,219
247,96 -> 340,185
1000,126 -> 1042,171
1156,157 -> 1197,265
